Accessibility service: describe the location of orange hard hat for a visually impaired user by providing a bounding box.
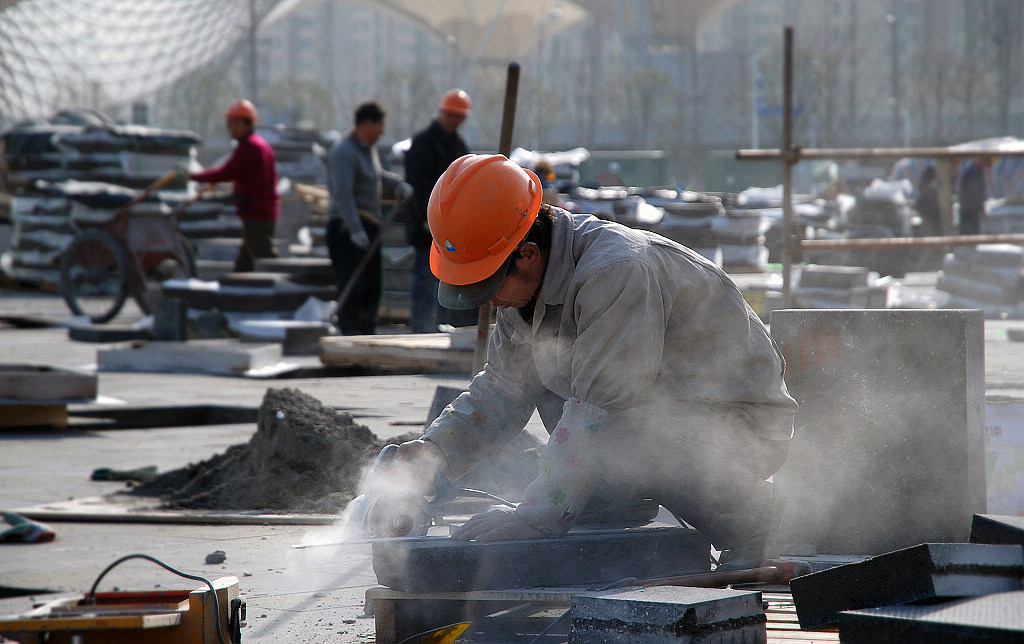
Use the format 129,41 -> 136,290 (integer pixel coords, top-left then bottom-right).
440,89 -> 472,116
428,154 -> 541,308
225,98 -> 258,123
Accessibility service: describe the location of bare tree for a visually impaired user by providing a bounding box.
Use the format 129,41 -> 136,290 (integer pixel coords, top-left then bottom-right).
262,77 -> 335,130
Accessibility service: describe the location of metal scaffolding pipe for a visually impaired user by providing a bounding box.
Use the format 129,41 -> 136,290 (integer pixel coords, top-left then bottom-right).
801,233 -> 1024,251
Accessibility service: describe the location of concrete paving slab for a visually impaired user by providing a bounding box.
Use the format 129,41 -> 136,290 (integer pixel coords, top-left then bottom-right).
97,339 -> 283,376
569,586 -> 765,644
838,590 -> 1024,643
790,542 -> 1024,628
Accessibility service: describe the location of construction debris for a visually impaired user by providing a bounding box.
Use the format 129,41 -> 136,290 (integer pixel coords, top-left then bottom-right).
126,387 -> 541,515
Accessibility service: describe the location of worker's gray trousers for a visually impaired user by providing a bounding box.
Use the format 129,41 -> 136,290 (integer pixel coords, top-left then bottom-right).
538,394 -> 791,556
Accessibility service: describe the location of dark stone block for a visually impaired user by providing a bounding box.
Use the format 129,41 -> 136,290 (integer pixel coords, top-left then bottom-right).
970,514 -> 1024,548
570,586 -> 766,644
152,297 -> 187,341
790,543 -> 1024,628
68,325 -> 150,343
372,526 -> 710,593
283,324 -> 329,355
838,591 -> 1024,643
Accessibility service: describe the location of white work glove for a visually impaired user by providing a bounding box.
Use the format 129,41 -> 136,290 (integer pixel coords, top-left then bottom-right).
395,181 -> 414,201
349,229 -> 371,250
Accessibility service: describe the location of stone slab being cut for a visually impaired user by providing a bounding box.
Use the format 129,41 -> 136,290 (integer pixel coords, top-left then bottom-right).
970,513 -> 1024,547
838,591 -> 1024,643
789,542 -> 1024,628
97,339 -> 282,376
769,309 -> 986,555
569,586 -> 765,644
372,526 -> 709,593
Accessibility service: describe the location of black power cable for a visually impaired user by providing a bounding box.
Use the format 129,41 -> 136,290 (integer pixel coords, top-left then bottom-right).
85,552 -> 233,644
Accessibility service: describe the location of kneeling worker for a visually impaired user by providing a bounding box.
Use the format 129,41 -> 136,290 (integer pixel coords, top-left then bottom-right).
395,154 -> 797,568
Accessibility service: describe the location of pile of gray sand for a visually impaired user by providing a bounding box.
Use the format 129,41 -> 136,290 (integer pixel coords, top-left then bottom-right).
128,387 -> 542,514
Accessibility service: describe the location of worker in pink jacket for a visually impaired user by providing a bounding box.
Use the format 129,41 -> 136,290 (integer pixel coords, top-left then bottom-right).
395,154 -> 798,570
184,99 -> 279,272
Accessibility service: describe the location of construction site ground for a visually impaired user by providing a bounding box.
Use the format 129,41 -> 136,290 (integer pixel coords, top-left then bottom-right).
1,272 -> 1023,643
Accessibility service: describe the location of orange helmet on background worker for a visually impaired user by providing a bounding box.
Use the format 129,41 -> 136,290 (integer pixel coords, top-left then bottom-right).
225,98 -> 258,124
427,154 -> 541,309
440,89 -> 472,116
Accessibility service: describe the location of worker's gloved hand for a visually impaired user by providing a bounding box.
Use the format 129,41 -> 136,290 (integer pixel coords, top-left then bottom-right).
451,508 -> 544,541
349,229 -> 370,250
395,181 -> 414,202
173,162 -> 191,183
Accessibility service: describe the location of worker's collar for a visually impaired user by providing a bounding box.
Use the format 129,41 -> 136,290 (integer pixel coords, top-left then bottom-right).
533,208 -> 574,307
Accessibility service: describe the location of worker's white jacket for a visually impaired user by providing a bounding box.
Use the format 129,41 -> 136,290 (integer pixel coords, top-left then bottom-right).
423,208 -> 797,535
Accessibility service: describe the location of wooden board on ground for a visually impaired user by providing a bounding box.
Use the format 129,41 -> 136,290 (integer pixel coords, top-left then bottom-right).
0,403 -> 68,429
319,333 -> 473,371
14,496 -> 338,526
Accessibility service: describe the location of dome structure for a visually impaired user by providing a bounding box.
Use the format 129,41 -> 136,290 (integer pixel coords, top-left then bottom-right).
0,0 -> 281,128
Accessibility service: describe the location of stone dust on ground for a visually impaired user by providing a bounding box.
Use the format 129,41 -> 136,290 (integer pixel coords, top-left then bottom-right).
127,387 -> 541,514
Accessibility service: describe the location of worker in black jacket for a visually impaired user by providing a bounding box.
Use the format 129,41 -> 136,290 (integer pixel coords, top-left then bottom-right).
404,89 -> 475,332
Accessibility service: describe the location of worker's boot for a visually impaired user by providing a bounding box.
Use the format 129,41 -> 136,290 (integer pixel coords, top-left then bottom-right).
714,484 -> 789,572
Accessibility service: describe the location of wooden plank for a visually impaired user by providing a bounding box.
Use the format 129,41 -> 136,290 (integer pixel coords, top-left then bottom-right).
15,496 -> 338,525
0,404 -> 67,428
0,363 -> 97,400
319,333 -> 473,370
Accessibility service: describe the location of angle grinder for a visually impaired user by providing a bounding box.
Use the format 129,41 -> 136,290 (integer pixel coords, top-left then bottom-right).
349,444 -> 515,539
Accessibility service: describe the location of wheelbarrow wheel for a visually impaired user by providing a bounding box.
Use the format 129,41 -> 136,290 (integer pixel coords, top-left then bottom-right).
132,232 -> 197,314
60,229 -> 131,324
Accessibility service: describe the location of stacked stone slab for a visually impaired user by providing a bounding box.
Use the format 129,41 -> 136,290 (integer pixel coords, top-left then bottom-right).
790,542 -> 1024,628
839,591 -> 1024,643
569,586 -> 766,644
970,513 -> 1024,547
792,264 -> 889,309
1,117 -> 202,287
980,198 -> 1024,234
936,244 -> 1024,318
260,125 -> 329,185
648,194 -> 725,266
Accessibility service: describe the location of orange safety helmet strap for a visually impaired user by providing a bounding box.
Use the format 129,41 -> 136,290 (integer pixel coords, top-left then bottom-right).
428,154 -> 541,290
440,89 -> 472,116
225,99 -> 258,124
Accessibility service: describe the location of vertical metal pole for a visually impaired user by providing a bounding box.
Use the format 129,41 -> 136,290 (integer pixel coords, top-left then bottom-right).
781,27 -> 794,308
472,62 -> 520,374
248,0 -> 259,102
